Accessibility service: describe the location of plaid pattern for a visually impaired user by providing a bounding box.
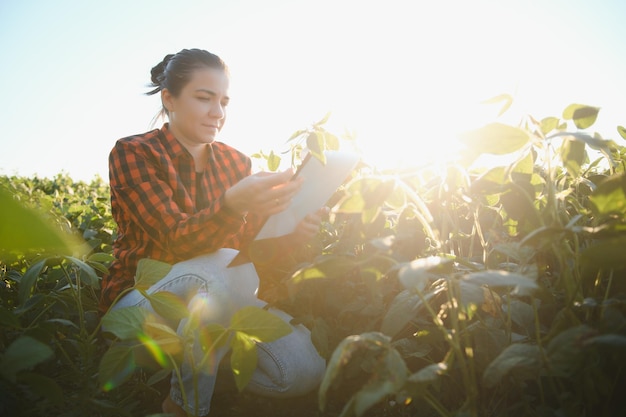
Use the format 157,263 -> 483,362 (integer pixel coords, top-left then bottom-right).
99,123 -> 263,312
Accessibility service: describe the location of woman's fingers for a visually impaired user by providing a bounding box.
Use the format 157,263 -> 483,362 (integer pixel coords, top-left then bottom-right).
292,207 -> 329,241
262,194 -> 292,215
224,169 -> 302,216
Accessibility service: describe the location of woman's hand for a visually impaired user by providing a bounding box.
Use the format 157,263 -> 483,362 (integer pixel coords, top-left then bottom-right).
291,206 -> 329,244
224,169 -> 303,217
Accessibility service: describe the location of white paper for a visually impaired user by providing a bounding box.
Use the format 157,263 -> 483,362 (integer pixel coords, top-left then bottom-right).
255,150 -> 360,240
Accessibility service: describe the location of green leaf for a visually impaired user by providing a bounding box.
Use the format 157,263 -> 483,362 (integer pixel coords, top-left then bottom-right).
547,325 -> 596,377
458,122 -> 530,155
512,151 -> 534,176
618,125 -> 626,140
319,332 -> 393,412
414,361 -> 449,380
470,166 -> 509,194
290,256 -> 357,284
492,241 -> 535,262
88,252 -> 115,263
0,305 -> 20,329
380,290 -> 422,337
520,226 -> 566,248
142,321 -> 183,359
98,343 -> 136,391
136,321 -> 183,370
481,93 -> 513,117
336,191 -> 365,213
267,150 -> 281,172
505,300 -> 535,335
65,255 -> 100,288
499,182 -> 540,224
306,131 -> 326,164
353,347 -> 408,416
229,306 -> 292,342
146,368 -> 172,386
337,177 -> 395,219
17,372 -> 64,406
134,258 -> 172,289
589,172 -> 626,216
197,323 -> 230,353
45,318 -> 79,329
560,137 -> 586,178
397,256 -> 454,291
87,258 -> 111,275
287,129 -> 307,142
324,131 -> 340,150
580,236 -> 626,270
0,187 -> 86,255
547,131 -> 609,150
0,336 -> 54,382
471,326 -> 509,370
87,252 -> 115,274
230,332 -> 258,392
17,372 -> 63,406
101,306 -> 148,340
542,307 -> 581,343
314,111 -> 332,127
18,259 -> 46,305
562,103 -> 600,129
311,318 -> 331,358
362,252 -> 397,272
462,270 -> 537,292
583,334 -> 626,348
139,290 -> 189,321
483,343 -> 541,387
407,362 -> 447,389
392,338 -> 432,361
458,281 -> 486,308
540,116 -> 561,135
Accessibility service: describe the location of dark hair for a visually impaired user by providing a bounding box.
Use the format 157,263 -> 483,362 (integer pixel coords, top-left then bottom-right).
147,48 -> 229,118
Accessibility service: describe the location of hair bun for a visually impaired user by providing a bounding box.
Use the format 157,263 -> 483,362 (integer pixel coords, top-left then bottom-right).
150,53 -> 175,85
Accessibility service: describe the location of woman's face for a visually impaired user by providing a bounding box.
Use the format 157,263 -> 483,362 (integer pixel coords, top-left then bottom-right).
162,67 -> 229,147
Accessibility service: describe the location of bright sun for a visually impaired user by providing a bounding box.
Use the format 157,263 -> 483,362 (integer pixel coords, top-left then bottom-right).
224,1 -> 622,178
318,72 -> 515,174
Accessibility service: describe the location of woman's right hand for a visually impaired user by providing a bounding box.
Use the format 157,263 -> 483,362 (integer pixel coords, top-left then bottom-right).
224,169 -> 303,217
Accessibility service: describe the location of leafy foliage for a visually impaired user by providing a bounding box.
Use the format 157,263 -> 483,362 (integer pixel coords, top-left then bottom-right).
2,103 -> 626,417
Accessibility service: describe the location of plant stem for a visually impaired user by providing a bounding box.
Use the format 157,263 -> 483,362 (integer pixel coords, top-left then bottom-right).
61,262 -> 86,336
601,269 -> 614,321
423,391 -> 452,417
448,279 -> 478,417
168,353 -> 191,417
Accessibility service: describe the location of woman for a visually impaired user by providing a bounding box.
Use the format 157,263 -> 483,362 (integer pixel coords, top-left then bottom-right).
99,48 -> 326,416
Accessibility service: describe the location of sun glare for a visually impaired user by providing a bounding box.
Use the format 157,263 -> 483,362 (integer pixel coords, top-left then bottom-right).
282,3 -> 544,175
220,0 -> 625,182
320,73 -> 516,175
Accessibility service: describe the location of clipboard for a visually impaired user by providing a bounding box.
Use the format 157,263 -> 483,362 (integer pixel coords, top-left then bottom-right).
228,149 -> 360,267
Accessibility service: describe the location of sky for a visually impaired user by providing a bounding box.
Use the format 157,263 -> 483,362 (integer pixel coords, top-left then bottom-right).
0,0 -> 624,181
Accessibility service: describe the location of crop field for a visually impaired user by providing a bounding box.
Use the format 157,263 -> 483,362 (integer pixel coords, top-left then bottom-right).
1,104 -> 626,417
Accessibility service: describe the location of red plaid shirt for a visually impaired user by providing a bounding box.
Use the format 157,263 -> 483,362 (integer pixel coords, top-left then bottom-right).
99,123 -> 263,312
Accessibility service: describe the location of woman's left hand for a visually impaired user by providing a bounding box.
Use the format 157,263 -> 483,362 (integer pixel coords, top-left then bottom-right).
291,207 -> 329,243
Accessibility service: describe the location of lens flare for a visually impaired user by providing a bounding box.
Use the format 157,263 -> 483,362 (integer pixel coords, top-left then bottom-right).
137,332 -> 170,368
102,353 -> 136,392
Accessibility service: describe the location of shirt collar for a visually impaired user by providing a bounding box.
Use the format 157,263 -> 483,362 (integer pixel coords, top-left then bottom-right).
159,123 -> 189,162
159,123 -> 216,172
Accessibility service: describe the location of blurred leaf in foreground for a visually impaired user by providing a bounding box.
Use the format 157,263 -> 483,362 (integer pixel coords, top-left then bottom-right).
0,187 -> 86,255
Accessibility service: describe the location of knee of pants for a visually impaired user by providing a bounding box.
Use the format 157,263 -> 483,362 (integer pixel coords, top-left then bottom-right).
171,248 -> 239,279
250,324 -> 326,398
